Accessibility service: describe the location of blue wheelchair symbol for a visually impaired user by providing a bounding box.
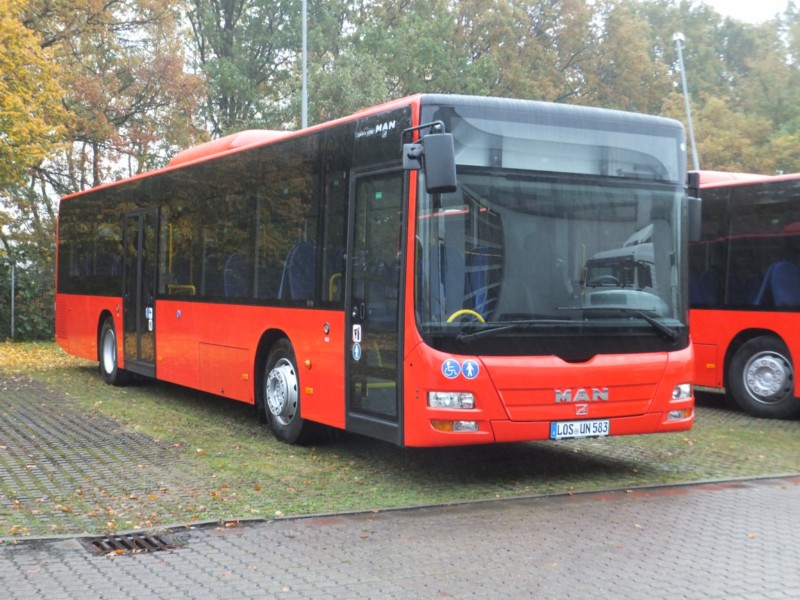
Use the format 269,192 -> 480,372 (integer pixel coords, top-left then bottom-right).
442,359 -> 461,379
352,342 -> 362,362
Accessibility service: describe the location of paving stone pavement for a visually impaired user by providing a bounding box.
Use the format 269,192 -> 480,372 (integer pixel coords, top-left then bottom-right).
1,476 -> 799,599
0,372 -> 208,534
3,369 -> 800,598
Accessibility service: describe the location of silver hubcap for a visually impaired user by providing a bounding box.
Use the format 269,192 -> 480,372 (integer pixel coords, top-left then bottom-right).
266,358 -> 298,425
743,351 -> 793,404
102,329 -> 116,374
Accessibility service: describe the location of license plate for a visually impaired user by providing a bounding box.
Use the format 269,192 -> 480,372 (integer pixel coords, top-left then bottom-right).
550,419 -> 610,440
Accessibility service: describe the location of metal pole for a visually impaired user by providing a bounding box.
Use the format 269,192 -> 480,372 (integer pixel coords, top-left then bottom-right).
673,32 -> 700,171
10,262 -> 15,341
301,0 -> 308,129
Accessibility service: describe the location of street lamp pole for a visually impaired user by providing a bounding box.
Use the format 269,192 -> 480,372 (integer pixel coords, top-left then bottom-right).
301,0 -> 308,129
673,32 -> 699,171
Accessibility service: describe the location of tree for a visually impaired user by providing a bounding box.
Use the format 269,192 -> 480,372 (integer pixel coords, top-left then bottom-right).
452,0 -> 597,102
0,0 -> 65,192
1,0 -> 206,340
24,0 -> 205,192
586,0 -> 671,113
636,0 -> 799,173
187,0 -> 298,135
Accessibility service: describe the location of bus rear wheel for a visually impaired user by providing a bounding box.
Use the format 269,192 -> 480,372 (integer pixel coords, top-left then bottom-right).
99,318 -> 128,386
728,336 -> 799,419
262,339 -> 308,444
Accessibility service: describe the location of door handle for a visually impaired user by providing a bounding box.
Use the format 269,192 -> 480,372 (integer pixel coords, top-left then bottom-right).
352,302 -> 366,320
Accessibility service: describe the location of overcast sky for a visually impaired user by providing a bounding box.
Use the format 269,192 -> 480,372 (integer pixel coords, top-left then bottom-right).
701,0 -> 791,24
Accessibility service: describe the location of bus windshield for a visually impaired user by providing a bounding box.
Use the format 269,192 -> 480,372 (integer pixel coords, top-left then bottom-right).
414,103 -> 687,357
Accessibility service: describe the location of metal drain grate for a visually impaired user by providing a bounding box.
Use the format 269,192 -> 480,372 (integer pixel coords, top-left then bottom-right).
84,533 -> 177,555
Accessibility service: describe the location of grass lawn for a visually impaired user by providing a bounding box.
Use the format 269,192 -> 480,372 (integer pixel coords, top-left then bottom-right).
2,341 -> 800,537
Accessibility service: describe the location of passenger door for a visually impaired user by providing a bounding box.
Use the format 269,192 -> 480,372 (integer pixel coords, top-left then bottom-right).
346,170 -> 405,443
122,208 -> 158,377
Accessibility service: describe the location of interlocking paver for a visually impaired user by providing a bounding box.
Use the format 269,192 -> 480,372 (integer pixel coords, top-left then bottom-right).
3,372 -> 800,597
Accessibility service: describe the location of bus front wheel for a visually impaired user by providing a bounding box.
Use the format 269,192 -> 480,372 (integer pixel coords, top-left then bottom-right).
262,339 -> 308,444
99,318 -> 128,386
728,336 -> 799,419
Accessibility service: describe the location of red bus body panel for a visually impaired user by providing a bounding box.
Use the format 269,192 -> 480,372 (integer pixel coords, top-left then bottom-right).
690,170 -> 800,398
55,294 -> 121,362
55,294 -> 347,430
155,300 -> 346,428
691,308 -> 800,396
402,338 -> 694,447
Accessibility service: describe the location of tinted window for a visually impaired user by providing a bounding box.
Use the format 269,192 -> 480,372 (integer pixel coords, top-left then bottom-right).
691,179 -> 800,308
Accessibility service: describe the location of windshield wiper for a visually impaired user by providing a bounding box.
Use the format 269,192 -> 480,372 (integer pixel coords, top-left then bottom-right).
559,306 -> 680,342
455,319 -> 574,344
455,323 -> 518,344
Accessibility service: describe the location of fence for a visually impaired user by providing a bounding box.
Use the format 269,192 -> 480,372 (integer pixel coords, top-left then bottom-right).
0,260 -> 55,341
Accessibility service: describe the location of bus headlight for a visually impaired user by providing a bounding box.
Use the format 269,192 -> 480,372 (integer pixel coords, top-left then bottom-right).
428,391 -> 475,409
672,383 -> 692,400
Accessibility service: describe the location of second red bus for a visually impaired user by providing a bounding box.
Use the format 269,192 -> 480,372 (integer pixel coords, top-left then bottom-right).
690,170 -> 800,418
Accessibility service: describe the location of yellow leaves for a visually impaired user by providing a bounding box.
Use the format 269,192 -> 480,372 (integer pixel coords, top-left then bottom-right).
0,1 -> 66,187
0,342 -> 87,373
8,525 -> 29,537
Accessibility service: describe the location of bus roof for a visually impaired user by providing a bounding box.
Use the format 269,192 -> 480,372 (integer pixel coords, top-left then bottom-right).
61,93 -> 685,202
168,130 -> 291,167
697,170 -> 800,187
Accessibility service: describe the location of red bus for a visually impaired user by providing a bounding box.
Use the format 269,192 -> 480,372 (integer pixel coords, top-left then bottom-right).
690,170 -> 800,418
56,94 -> 695,446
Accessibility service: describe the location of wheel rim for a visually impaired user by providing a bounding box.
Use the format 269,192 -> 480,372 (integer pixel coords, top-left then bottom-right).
101,328 -> 116,375
742,350 -> 793,405
265,358 -> 298,426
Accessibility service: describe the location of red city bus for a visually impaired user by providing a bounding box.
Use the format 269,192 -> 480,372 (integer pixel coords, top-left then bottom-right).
690,170 -> 800,418
56,94 -> 695,446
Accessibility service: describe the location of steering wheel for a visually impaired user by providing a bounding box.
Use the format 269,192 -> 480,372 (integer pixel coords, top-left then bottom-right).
588,275 -> 620,286
446,309 -> 486,323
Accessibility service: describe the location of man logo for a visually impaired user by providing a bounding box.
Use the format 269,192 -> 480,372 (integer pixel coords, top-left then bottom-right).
555,388 -> 609,403
575,404 -> 589,416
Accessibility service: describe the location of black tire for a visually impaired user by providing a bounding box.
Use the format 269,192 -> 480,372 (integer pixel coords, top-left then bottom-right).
727,336 -> 799,419
261,339 -> 309,444
98,318 -> 128,386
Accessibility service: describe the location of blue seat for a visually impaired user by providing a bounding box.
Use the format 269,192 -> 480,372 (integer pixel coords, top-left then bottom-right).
224,253 -> 250,297
278,242 -> 316,300
755,261 -> 800,307
202,254 -> 224,297
428,244 -> 465,321
696,269 -> 721,305
771,262 -> 800,306
465,246 -> 496,318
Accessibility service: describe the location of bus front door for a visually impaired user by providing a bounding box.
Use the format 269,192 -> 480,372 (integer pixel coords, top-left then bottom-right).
122,208 -> 158,378
346,170 -> 404,444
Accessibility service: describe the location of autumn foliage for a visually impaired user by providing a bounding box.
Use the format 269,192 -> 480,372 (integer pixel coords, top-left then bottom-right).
0,0 -> 64,190
0,0 -> 798,339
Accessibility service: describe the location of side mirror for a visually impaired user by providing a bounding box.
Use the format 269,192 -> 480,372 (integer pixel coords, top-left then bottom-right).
403,133 -> 457,194
687,171 -> 701,243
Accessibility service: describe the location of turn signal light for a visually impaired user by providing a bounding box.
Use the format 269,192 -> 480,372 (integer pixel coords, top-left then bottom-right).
431,420 -> 479,432
667,408 -> 693,421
